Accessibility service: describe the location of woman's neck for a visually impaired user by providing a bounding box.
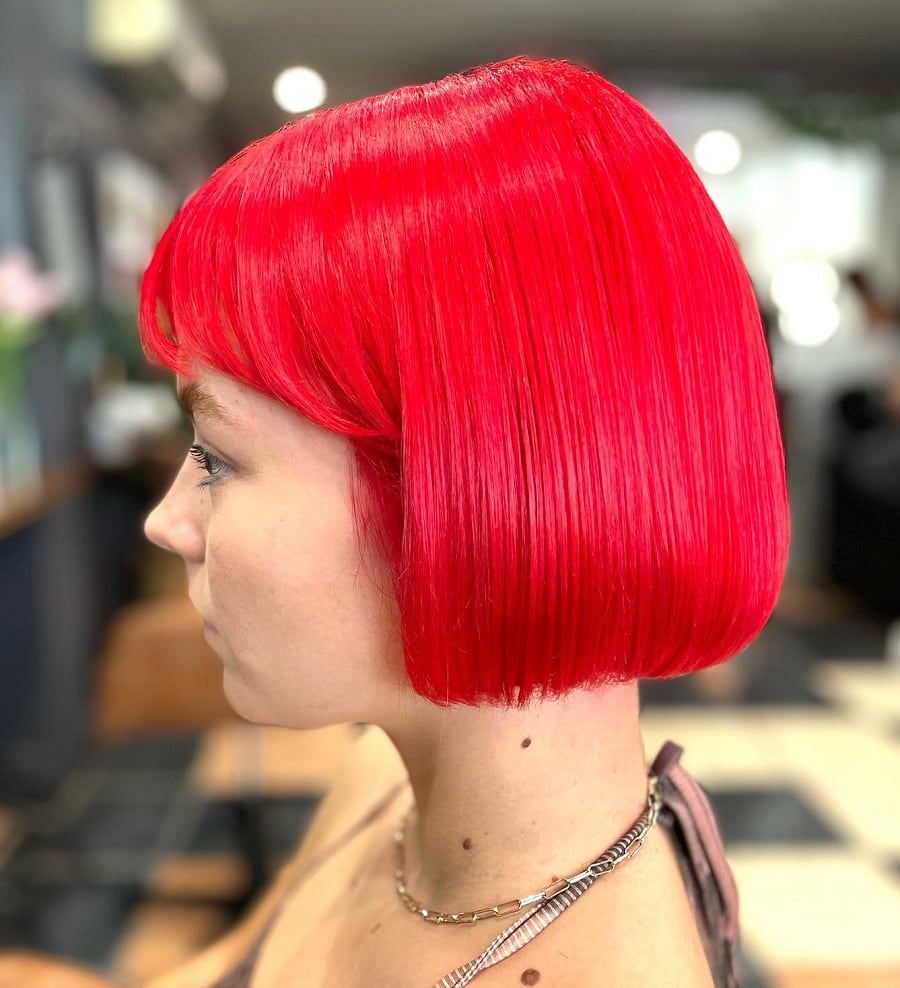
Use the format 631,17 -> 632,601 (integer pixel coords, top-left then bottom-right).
379,681 -> 649,915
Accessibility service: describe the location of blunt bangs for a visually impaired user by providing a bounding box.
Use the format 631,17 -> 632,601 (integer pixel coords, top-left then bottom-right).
139,56 -> 790,708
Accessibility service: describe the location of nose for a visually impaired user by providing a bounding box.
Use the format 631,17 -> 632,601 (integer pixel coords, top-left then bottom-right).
144,456 -> 206,563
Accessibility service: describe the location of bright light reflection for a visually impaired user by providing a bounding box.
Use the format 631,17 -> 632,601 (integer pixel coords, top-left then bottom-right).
694,130 -> 742,175
770,258 -> 840,312
273,66 -> 326,114
777,299 -> 841,347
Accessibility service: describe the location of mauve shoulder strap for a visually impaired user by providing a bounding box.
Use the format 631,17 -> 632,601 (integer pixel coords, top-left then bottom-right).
650,741 -> 740,988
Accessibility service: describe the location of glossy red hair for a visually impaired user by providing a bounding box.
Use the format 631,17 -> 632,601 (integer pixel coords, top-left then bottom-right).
140,56 -> 789,707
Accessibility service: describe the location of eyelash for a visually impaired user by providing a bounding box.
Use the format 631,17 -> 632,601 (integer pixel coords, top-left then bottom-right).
188,443 -> 230,488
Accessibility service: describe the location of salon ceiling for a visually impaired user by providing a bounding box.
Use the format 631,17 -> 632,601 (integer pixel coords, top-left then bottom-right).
189,0 -> 900,151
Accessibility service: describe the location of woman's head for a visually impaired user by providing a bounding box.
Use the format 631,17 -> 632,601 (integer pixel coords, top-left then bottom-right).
141,55 -> 789,710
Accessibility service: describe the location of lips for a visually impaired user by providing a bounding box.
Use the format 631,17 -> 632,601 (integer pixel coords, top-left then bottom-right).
187,594 -> 216,634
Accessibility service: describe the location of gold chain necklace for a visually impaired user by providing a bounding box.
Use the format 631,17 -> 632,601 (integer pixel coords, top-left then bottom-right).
393,772 -> 662,925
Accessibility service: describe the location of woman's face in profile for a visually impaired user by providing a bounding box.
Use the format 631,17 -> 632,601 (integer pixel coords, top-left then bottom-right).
144,367 -> 405,727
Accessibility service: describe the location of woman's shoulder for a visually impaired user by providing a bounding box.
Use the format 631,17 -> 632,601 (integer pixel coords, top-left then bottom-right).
287,723 -> 408,869
143,725 -> 408,988
226,723 -> 410,943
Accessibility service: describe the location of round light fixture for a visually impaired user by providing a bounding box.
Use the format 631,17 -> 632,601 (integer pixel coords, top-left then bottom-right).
273,66 -> 327,114
770,257 -> 840,311
777,300 -> 841,347
771,257 -> 842,347
693,129 -> 742,176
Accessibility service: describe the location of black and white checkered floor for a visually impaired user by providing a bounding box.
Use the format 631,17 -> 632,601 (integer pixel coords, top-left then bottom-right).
2,608 -> 899,988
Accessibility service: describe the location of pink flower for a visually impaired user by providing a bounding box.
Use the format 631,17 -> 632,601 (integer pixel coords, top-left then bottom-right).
0,249 -> 63,325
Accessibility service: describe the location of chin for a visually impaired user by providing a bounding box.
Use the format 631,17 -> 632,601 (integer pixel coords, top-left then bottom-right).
220,668 -> 267,723
220,671 -> 346,731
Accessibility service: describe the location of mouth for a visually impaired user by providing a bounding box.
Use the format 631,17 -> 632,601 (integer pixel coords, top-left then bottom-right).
187,593 -> 215,633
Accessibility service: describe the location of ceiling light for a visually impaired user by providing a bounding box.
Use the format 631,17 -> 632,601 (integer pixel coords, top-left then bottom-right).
273,66 -> 326,114
693,130 -> 742,176
777,300 -> 841,347
771,257 -> 842,347
770,257 -> 840,312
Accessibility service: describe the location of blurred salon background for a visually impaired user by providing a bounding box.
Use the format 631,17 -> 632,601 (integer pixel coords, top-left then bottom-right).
1,1 -> 900,985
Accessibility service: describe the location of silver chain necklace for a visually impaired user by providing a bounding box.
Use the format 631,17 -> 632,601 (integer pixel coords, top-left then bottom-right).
393,772 -> 662,925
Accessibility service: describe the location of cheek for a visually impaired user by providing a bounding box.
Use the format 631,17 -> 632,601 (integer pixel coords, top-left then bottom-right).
204,493 -> 365,645
203,497 -> 402,723
205,515 -> 305,625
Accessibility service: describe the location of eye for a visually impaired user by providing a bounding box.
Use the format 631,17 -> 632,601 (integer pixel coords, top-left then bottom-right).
188,443 -> 230,488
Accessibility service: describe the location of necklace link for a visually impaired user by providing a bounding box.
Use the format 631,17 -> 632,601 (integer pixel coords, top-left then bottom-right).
394,771 -> 663,925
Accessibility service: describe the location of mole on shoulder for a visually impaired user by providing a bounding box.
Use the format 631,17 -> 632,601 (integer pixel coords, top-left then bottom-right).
521,737 -> 532,748
520,969 -> 541,986
462,837 -> 473,850
369,922 -> 382,935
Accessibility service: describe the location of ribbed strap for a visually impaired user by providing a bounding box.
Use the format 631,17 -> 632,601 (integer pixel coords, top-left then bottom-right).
431,875 -> 598,988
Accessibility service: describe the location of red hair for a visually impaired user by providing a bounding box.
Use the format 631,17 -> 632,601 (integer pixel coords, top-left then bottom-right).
140,56 -> 789,707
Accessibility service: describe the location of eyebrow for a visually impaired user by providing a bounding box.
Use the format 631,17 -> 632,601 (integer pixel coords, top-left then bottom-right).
176,380 -> 240,428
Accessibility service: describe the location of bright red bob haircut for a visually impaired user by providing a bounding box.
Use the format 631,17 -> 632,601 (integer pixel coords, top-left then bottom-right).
140,56 -> 790,708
